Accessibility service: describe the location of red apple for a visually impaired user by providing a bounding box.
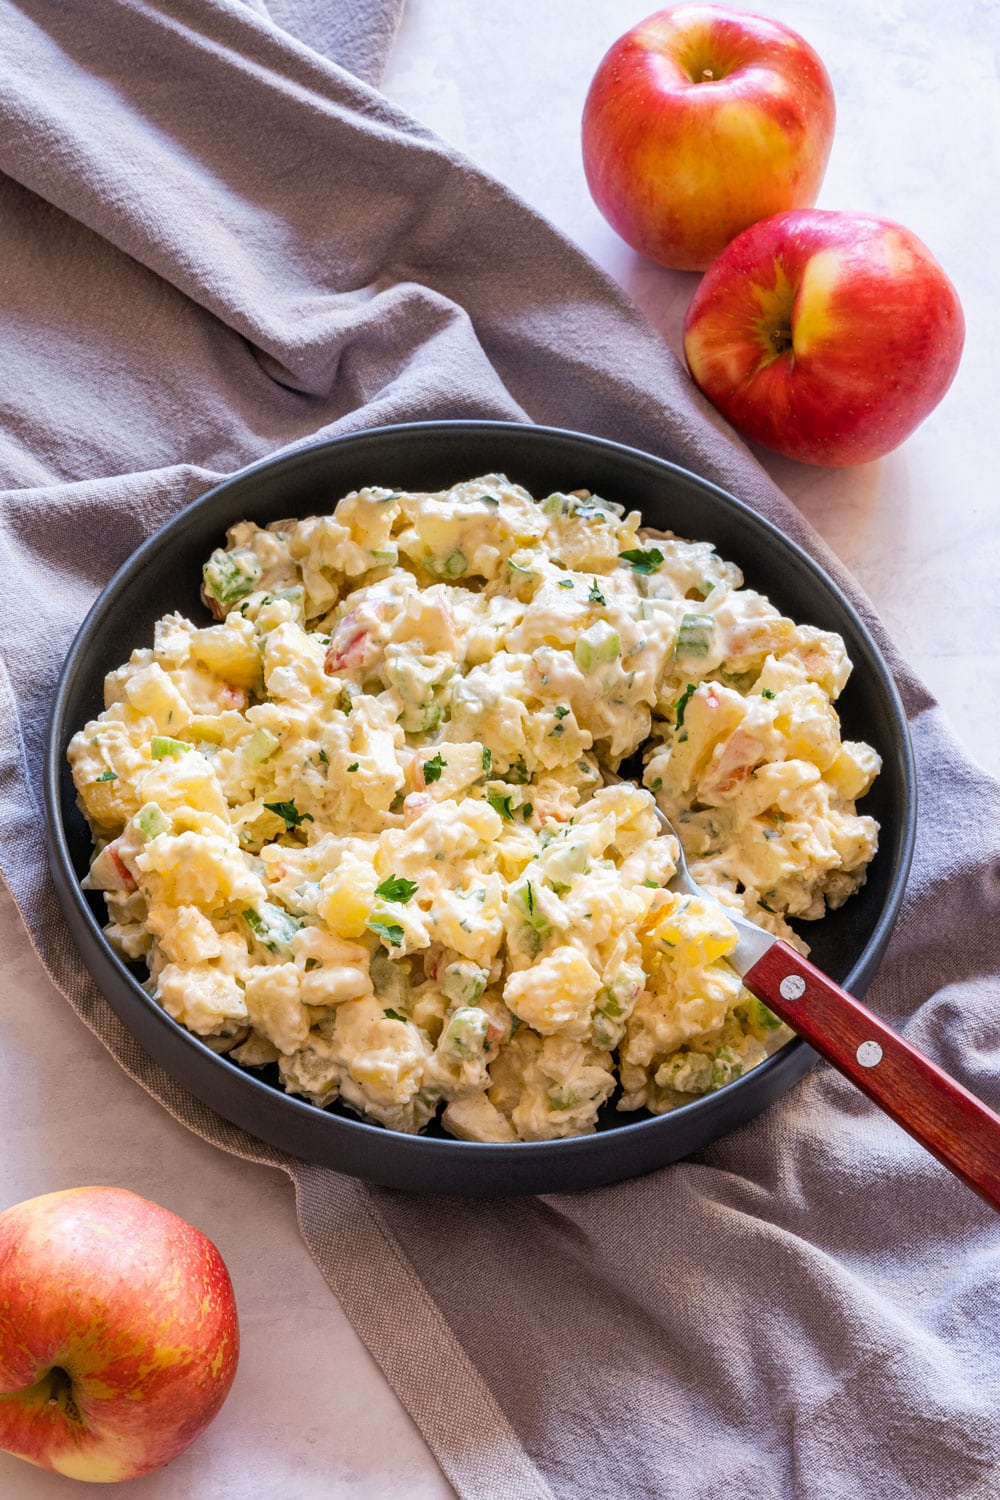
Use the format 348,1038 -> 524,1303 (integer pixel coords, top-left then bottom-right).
581,4 -> 835,271
682,209 -> 965,466
0,1186 -> 239,1482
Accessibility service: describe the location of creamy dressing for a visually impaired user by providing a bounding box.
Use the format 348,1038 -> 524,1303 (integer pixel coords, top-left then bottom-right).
68,475 -> 880,1140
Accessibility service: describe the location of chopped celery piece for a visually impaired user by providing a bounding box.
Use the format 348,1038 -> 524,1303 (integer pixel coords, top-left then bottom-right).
370,949 -> 411,1006
741,995 -> 783,1032
710,1045 -> 744,1089
242,902 -> 302,953
135,804 -> 170,841
591,1013 -> 619,1050
574,620 -> 621,671
398,701 -> 442,734
428,548 -> 467,579
675,613 -> 715,659
604,965 -> 641,1011
202,547 -> 262,609
244,727 -> 280,765
543,841 -> 589,889
442,961 -> 489,1006
511,880 -> 552,939
150,736 -> 190,760
369,544 -> 399,567
659,1051 -> 713,1095
547,1082 -> 593,1111
440,1007 -> 489,1059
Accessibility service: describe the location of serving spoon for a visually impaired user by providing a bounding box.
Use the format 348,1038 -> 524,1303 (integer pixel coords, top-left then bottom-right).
616,779 -> 1000,1211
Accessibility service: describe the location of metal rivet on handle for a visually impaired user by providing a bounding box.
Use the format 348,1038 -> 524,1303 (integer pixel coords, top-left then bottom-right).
779,975 -> 806,1001
856,1041 -> 883,1068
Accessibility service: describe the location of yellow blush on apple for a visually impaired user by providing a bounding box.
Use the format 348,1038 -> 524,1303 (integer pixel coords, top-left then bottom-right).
581,4 -> 836,271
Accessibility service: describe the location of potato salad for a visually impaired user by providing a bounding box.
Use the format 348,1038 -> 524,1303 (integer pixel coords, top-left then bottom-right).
68,475 -> 880,1141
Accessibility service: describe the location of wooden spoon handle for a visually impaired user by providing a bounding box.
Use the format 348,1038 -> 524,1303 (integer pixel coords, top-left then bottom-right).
743,940 -> 1000,1212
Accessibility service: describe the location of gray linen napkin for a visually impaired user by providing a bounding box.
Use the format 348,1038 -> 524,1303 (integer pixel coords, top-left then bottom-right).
0,4 -> 996,1497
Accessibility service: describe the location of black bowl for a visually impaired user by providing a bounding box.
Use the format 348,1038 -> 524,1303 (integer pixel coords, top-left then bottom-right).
45,422 -> 916,1195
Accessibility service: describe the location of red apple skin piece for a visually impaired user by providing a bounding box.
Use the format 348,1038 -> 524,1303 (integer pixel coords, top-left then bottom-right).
581,4 -> 835,271
0,1186 -> 239,1483
682,209 -> 966,466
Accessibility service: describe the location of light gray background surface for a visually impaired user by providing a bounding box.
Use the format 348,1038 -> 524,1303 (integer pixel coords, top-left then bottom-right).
1,2 -> 994,1495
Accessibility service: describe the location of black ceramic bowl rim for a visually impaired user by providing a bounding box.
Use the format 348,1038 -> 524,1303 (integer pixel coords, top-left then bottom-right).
45,421 -> 916,1196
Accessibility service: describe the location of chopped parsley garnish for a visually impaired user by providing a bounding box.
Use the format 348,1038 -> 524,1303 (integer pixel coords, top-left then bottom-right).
95,769 -> 118,782
481,493 -> 500,507
422,752 -> 447,784
318,749 -> 329,764
588,580 -> 606,605
264,799 -> 314,831
368,920 -> 404,948
758,899 -> 777,914
674,682 -> 697,728
557,578 -> 575,589
374,874 -> 418,904
506,757 -> 531,784
761,688 -> 776,699
487,790 -> 515,821
481,746 -> 492,774
346,762 -> 359,773
521,803 -> 533,821
619,547 -> 664,575
383,1007 -> 407,1022
550,706 -> 569,739
648,776 -> 663,793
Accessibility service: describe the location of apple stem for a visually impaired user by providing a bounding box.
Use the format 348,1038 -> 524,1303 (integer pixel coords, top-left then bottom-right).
44,1366 -> 84,1425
